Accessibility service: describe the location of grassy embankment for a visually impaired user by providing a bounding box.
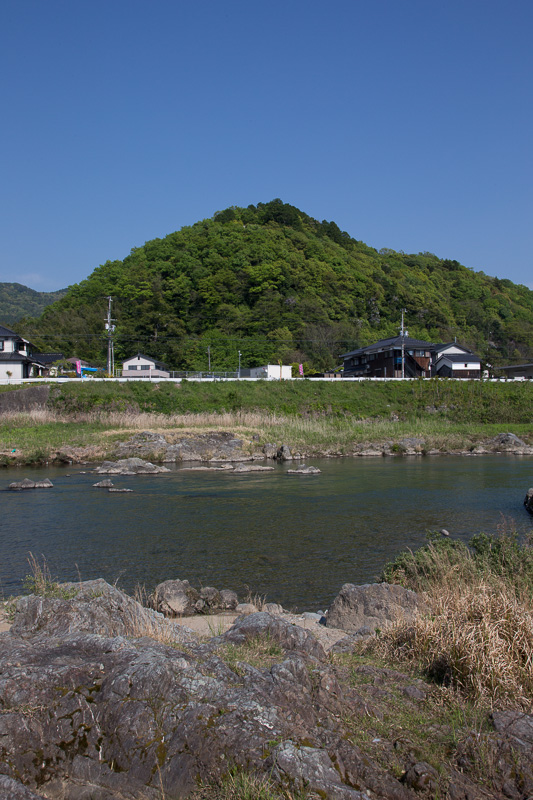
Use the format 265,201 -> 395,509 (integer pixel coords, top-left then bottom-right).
1,379 -> 532,464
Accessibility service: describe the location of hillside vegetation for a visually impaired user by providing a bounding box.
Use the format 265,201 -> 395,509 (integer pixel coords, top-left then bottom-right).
0,283 -> 67,326
17,199 -> 533,370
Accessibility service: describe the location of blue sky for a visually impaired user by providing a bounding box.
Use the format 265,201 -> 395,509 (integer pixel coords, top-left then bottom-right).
1,0 -> 531,292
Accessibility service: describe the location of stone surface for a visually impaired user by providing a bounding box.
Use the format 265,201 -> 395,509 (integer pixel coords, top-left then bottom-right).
232,463 -> 275,472
8,477 -> 53,490
153,579 -> 200,617
286,465 -> 321,474
94,457 -> 170,474
114,431 -> 255,463
326,582 -> 426,633
263,443 -> 278,459
0,583 -> 529,800
9,478 -> 38,490
276,444 -> 292,461
93,478 -> 114,487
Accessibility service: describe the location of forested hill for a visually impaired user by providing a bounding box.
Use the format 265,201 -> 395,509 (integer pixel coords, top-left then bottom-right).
0,283 -> 67,327
17,200 -> 533,371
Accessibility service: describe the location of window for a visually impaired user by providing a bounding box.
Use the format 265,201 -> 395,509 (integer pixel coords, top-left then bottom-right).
0,341 -> 3,351
140,365 -> 150,370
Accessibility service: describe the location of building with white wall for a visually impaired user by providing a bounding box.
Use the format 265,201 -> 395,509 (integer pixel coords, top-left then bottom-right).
122,353 -> 170,378
0,325 -> 45,379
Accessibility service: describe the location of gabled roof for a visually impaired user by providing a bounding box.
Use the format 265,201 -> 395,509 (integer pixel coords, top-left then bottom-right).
435,353 -> 481,364
123,352 -> 168,370
34,353 -> 65,365
341,336 -> 434,359
432,342 -> 474,355
0,324 -> 25,339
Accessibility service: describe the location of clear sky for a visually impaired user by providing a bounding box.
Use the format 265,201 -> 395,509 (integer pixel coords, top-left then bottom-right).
1,0 -> 531,292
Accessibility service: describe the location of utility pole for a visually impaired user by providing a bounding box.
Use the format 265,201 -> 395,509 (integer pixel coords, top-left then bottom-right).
207,345 -> 211,372
400,308 -> 407,379
105,297 -> 116,376
238,350 -> 241,379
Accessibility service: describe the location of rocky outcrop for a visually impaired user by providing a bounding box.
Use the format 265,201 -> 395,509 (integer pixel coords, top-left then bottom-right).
287,465 -> 321,474
471,432 -> 533,455
524,488 -> 533,515
114,431 -> 261,463
326,582 -> 427,634
1,581 -> 531,799
94,457 -> 170,474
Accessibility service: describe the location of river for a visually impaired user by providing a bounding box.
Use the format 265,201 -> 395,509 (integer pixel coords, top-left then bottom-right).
1,455 -> 532,610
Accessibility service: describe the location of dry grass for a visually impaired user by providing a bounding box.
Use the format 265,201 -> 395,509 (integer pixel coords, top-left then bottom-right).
372,581 -> 533,709
374,530 -> 533,709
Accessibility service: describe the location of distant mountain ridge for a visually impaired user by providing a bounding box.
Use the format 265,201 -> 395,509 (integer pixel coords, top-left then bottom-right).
0,283 -> 67,327
15,200 -> 533,370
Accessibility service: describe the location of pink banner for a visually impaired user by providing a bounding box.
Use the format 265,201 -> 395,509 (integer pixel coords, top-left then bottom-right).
299,363 -> 304,376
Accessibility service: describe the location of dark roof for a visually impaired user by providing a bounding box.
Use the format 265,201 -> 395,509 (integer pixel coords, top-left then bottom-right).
341,336 -> 434,359
0,352 -> 36,364
500,363 -> 533,371
435,353 -> 481,364
0,324 -> 19,338
34,353 -> 64,365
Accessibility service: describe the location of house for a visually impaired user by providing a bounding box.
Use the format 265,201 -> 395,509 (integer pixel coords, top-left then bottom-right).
122,353 -> 170,378
431,343 -> 481,379
341,336 -> 434,378
341,337 -> 482,379
33,353 -> 65,376
0,324 -> 46,379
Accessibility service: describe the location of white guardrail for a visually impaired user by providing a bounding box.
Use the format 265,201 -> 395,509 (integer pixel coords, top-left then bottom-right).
0,376 -> 529,386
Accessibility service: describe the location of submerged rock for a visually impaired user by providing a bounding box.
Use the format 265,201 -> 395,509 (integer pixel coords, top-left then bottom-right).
287,465 -> 321,474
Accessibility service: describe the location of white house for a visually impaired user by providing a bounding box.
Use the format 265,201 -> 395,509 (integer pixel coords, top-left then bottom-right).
122,353 -> 170,378
248,364 -> 293,380
0,325 -> 45,380
431,343 -> 481,379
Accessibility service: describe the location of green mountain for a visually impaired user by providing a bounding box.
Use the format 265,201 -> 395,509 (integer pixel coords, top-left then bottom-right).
0,283 -> 67,328
17,200 -> 533,370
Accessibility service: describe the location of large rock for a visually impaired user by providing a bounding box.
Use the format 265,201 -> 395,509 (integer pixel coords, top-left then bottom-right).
326,582 -> 426,634
153,579 -> 200,616
94,457 -> 170,474
218,611 -> 326,661
10,579 -> 192,644
114,431 -> 256,463
524,488 -> 533,515
8,478 -> 53,490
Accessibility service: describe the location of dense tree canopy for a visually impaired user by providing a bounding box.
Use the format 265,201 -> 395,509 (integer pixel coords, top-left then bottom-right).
0,283 -> 66,327
17,200 -> 533,371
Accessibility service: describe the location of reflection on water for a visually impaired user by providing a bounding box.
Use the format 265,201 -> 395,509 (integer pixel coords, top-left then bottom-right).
1,456 -> 532,609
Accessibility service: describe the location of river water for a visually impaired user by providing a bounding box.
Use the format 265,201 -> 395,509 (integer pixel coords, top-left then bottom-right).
1,456 -> 532,610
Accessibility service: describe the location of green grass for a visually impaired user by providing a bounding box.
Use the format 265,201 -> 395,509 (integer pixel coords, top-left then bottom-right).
1,380 -> 533,463
46,378 -> 533,423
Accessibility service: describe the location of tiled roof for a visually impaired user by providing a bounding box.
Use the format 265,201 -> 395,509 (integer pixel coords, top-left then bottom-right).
341,336 -> 434,359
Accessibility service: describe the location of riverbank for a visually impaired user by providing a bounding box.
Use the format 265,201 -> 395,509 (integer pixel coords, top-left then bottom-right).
2,406 -> 533,466
1,531 -> 532,799
1,380 -> 533,465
